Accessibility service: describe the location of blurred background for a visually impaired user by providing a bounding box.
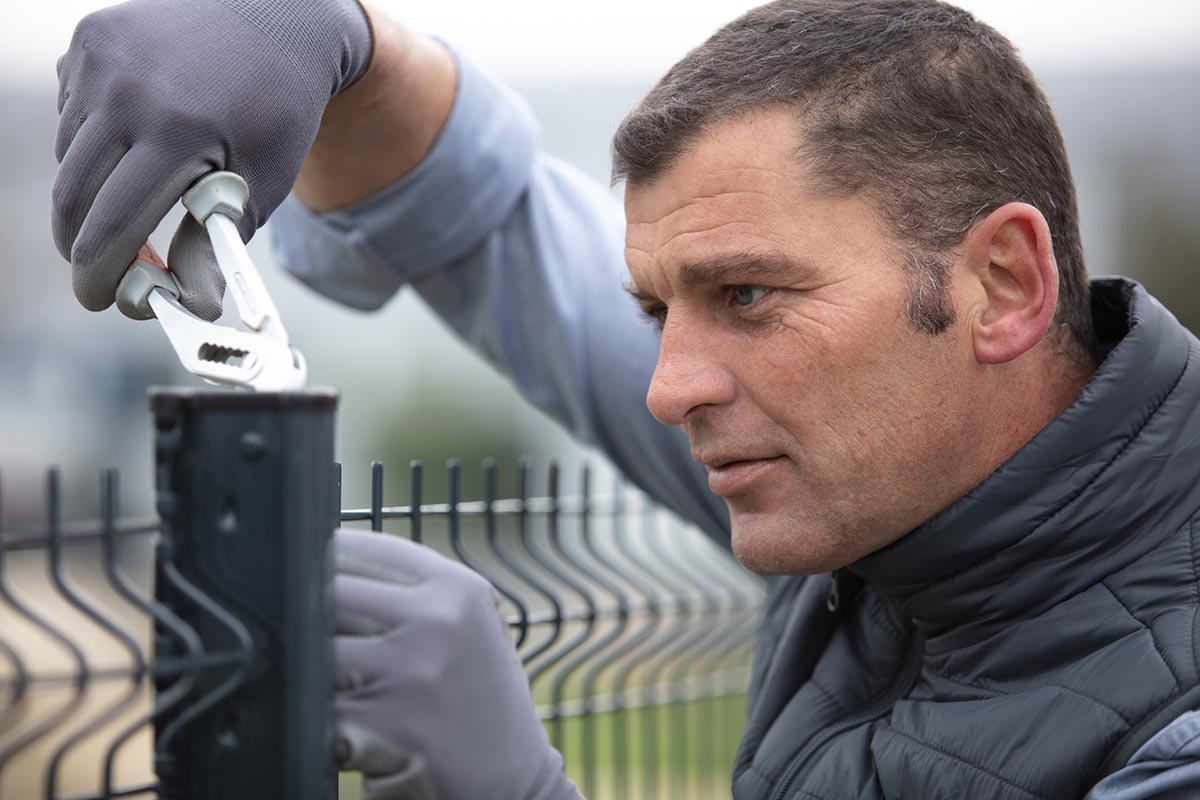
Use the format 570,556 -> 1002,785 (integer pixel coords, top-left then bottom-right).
0,0 -> 1198,519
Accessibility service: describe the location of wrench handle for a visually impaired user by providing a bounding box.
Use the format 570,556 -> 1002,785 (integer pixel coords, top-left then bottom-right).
183,172 -> 248,224
116,242 -> 180,321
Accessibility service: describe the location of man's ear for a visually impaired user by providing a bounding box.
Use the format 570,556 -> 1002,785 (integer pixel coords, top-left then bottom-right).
962,202 -> 1059,365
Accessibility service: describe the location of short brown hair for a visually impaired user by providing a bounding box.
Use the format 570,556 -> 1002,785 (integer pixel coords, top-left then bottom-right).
612,0 -> 1095,356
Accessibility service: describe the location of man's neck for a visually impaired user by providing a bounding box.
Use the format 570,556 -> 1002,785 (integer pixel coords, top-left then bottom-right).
979,336 -> 1097,481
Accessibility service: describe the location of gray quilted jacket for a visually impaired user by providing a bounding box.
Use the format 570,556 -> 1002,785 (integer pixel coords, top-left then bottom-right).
733,279 -> 1200,799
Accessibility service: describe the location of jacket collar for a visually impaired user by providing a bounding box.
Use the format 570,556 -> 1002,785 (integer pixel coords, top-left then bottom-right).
849,279 -> 1199,652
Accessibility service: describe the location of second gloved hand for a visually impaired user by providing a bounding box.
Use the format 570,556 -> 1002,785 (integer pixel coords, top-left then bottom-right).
333,529 -> 584,800
53,0 -> 373,320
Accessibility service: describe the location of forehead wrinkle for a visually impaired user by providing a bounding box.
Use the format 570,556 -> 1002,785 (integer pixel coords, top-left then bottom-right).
653,218 -> 771,259
628,188 -> 778,229
628,189 -> 792,275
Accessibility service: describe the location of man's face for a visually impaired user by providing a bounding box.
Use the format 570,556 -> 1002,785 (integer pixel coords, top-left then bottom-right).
623,109 -> 985,575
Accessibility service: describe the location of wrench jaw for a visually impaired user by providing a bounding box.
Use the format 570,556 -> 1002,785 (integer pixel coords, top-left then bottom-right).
251,346 -> 307,392
115,172 -> 308,392
147,290 -> 306,391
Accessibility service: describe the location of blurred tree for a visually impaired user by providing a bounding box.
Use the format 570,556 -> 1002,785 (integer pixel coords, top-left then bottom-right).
349,382 -> 538,510
1114,156 -> 1200,334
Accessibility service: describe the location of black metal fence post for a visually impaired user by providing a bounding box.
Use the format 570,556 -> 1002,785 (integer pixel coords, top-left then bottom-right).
149,388 -> 337,800
2,398 -> 761,799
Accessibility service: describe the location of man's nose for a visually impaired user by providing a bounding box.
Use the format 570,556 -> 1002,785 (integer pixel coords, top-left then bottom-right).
645,319 -> 736,426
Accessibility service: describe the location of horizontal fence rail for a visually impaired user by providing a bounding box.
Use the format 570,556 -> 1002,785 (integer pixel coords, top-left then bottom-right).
2,457 -> 763,800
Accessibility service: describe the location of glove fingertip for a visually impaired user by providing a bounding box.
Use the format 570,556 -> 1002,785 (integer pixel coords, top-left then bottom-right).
183,291 -> 225,323
68,242 -> 137,313
169,215 -> 226,321
72,277 -> 114,313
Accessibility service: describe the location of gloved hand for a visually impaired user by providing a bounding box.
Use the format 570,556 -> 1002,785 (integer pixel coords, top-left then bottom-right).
333,529 -> 583,800
52,0 -> 373,320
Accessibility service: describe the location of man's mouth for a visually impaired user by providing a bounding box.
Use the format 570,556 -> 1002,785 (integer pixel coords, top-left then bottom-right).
701,455 -> 788,496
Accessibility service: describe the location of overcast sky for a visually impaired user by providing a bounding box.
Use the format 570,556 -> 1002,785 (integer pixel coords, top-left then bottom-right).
3,0 -> 1198,90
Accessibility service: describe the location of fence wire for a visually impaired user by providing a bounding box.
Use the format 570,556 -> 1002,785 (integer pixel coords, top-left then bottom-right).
1,460 -> 763,800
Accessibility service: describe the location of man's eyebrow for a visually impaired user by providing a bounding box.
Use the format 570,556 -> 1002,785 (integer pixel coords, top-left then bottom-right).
676,253 -> 811,290
623,253 -> 813,304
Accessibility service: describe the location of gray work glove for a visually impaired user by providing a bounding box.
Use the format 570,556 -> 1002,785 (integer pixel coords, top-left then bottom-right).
52,0 -> 373,320
333,529 -> 584,800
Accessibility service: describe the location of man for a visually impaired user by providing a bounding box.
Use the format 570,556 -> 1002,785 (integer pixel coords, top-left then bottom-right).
53,0 -> 1200,798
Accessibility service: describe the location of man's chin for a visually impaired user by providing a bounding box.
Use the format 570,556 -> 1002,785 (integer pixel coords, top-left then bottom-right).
728,510 -> 844,576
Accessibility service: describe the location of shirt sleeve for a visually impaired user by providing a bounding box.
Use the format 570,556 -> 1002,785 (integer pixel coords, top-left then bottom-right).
1085,710 -> 1200,800
269,44 -> 729,545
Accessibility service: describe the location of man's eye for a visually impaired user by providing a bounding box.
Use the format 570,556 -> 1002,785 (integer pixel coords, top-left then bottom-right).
641,305 -> 668,328
730,286 -> 771,307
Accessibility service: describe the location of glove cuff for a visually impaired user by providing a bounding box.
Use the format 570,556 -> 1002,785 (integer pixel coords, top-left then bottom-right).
216,0 -> 374,98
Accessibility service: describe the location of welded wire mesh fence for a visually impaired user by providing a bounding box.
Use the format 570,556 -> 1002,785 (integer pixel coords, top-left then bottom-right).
0,390 -> 763,800
339,459 -> 764,800
0,472 -> 162,800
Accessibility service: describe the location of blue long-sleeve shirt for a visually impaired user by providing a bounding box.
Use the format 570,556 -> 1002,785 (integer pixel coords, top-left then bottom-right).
269,46 -> 1199,800
272,46 -> 728,547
